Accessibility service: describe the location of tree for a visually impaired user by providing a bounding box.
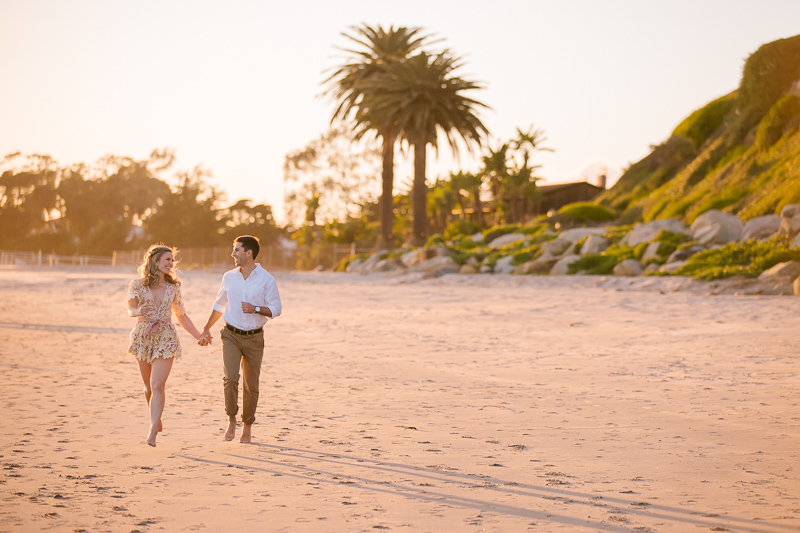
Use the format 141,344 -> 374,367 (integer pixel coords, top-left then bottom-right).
450,170 -> 485,227
143,166 -> 225,248
0,153 -> 61,250
481,126 -> 551,224
359,51 -> 489,246
283,127 -> 381,230
324,24 -> 430,248
221,199 -> 283,245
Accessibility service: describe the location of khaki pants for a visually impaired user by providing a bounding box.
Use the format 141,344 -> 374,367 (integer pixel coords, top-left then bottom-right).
221,327 -> 265,425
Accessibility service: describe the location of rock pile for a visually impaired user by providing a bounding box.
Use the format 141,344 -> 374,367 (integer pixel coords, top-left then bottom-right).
345,205 -> 800,295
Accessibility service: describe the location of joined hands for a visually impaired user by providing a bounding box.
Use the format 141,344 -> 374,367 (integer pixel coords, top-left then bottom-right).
198,331 -> 213,346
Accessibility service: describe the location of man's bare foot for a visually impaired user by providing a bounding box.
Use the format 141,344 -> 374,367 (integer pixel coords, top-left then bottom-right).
224,417 -> 236,441
239,424 -> 252,443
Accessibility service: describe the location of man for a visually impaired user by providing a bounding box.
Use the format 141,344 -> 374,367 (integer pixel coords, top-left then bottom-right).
200,235 -> 282,443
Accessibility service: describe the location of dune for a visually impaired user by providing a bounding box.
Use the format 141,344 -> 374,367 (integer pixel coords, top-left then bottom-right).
0,266 -> 797,532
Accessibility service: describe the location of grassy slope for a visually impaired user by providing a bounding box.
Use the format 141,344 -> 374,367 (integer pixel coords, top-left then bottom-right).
596,35 -> 800,224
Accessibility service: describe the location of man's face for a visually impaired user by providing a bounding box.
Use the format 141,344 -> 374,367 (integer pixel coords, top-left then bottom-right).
231,243 -> 250,266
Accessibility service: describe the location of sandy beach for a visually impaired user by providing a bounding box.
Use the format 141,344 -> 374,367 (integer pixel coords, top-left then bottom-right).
0,266 -> 798,532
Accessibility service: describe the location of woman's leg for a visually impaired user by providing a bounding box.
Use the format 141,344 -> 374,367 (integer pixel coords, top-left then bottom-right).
145,357 -> 174,447
136,358 -> 162,432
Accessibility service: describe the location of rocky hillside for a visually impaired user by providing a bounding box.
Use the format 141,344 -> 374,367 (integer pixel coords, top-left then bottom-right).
596,34 -> 800,225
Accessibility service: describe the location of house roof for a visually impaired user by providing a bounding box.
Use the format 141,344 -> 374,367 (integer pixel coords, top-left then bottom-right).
538,181 -> 603,194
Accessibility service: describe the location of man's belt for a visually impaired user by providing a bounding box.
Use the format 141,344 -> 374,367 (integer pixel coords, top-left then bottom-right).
225,323 -> 263,336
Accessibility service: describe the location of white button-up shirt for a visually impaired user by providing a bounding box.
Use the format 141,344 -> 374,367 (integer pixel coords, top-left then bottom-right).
212,264 -> 282,331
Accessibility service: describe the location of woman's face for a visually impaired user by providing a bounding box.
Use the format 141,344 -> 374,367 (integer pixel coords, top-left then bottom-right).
154,251 -> 174,277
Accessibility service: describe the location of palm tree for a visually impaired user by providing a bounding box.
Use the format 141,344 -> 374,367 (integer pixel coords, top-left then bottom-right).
323,25 -> 430,249
360,51 -> 489,246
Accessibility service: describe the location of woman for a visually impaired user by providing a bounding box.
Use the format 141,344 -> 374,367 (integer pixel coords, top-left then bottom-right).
126,244 -> 202,447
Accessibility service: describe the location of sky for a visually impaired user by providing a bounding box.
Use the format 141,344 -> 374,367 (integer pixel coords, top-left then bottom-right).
3,1 -> 800,223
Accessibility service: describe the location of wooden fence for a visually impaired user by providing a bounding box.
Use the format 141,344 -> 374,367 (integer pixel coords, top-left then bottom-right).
2,243 -> 367,271
0,250 -> 114,267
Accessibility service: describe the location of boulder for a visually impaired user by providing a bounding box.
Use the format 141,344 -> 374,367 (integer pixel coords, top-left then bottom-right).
690,210 -> 743,245
488,233 -> 528,249
795,277 -> 800,296
400,248 -> 429,267
642,262 -> 661,275
659,260 -> 688,274
460,264 -> 477,274
514,256 -> 557,275
493,255 -> 516,274
409,256 -> 460,278
346,257 -> 364,273
479,264 -> 493,273
540,237 -> 571,256
613,258 -> 643,277
741,215 -> 780,241
667,245 -> 703,263
372,258 -> 405,272
559,227 -> 608,242
793,233 -> 800,248
641,242 -> 662,262
470,232 -> 485,243
550,254 -> 581,275
580,235 -> 609,255
620,219 -> 690,247
758,260 -> 800,281
428,245 -> 454,258
778,210 -> 800,237
781,203 -> 800,219
350,252 -> 385,274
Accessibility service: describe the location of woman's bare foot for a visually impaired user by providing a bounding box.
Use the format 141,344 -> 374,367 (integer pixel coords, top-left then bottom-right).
239,424 -> 252,443
224,417 -> 236,441
146,428 -> 157,447
158,420 -> 163,432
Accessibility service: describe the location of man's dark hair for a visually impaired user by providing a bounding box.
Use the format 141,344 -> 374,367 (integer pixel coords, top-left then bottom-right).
235,235 -> 260,260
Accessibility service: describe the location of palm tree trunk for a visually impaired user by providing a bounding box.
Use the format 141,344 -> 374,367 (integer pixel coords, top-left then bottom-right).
377,133 -> 395,249
410,140 -> 428,247
473,190 -> 484,227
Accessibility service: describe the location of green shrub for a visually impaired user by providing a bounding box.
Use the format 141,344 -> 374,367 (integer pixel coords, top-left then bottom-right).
604,225 -> 633,245
457,237 -> 479,250
335,253 -> 369,272
634,242 -> 649,260
675,235 -> 800,280
687,188 -> 748,221
512,251 -> 533,265
672,94 -> 736,148
557,202 -> 616,223
567,244 -> 636,275
424,234 -> 446,248
737,35 -> 800,136
755,95 -> 800,151
443,219 -> 480,241
483,225 -> 519,243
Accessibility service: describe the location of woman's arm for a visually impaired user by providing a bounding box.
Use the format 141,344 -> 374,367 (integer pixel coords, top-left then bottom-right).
176,313 -> 203,341
127,298 -> 141,317
127,297 -> 154,317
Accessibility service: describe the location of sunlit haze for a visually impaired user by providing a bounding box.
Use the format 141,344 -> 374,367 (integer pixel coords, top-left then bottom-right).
3,0 -> 799,223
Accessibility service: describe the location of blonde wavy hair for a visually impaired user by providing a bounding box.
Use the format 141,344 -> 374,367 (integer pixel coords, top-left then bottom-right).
137,244 -> 181,287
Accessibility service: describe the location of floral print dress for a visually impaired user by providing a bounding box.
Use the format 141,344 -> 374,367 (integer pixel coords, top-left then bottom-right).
127,279 -> 187,363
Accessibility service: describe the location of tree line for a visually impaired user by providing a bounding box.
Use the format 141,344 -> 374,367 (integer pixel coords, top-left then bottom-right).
0,149 -> 283,255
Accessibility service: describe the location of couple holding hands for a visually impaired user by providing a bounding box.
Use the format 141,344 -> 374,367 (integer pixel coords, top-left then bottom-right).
125,236 -> 281,447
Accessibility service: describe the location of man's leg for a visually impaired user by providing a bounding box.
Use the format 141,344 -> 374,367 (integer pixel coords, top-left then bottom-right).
221,328 -> 243,441
239,333 -> 264,443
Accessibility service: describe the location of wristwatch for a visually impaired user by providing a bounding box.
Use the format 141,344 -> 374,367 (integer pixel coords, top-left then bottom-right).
254,306 -> 261,314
